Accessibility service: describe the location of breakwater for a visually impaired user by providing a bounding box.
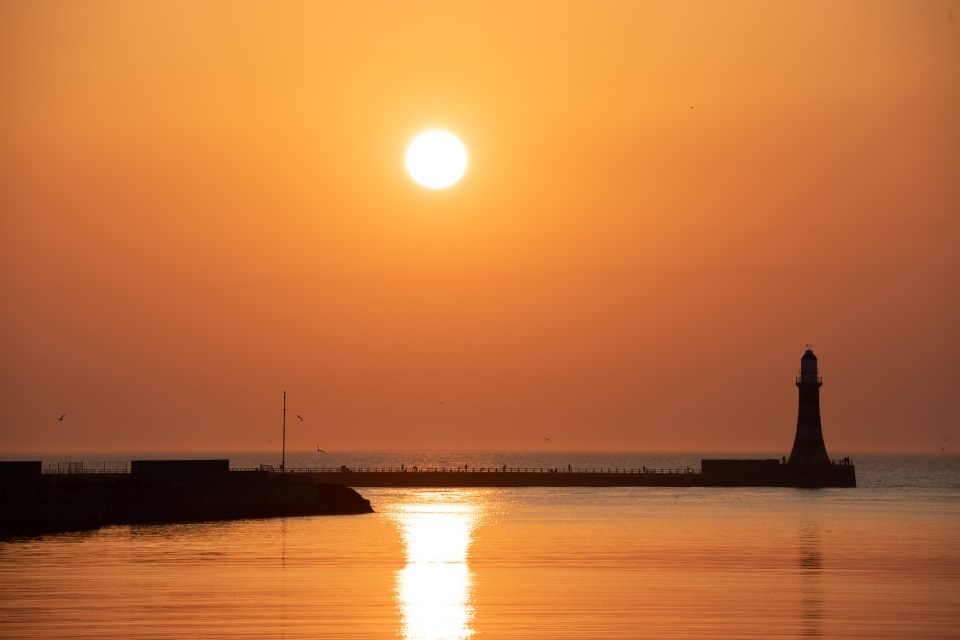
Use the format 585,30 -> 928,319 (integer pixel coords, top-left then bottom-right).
0,460 -> 372,537
248,458 -> 856,489
1,456 -> 856,536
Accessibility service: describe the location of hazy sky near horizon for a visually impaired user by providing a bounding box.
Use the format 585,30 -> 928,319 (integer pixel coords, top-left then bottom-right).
1,1 -> 958,454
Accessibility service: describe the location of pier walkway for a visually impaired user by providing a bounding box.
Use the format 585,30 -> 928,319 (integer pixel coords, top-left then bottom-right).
248,465 -> 706,488
32,458 -> 855,488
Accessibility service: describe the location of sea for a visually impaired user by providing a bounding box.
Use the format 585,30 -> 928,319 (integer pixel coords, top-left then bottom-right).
1,451 -> 958,639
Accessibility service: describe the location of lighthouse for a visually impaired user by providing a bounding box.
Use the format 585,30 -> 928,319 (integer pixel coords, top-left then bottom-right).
788,348 -> 832,465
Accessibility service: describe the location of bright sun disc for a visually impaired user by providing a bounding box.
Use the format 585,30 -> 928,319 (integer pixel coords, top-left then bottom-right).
405,130 -> 468,189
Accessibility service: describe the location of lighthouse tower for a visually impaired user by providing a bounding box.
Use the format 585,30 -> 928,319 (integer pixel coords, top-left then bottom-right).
788,348 -> 831,465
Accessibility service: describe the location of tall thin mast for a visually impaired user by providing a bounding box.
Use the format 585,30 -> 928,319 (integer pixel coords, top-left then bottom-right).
281,390 -> 286,473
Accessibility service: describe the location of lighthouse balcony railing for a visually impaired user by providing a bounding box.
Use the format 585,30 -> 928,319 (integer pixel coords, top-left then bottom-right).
796,376 -> 823,384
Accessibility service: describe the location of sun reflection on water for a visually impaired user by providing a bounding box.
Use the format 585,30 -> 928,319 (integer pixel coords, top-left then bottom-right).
394,494 -> 480,640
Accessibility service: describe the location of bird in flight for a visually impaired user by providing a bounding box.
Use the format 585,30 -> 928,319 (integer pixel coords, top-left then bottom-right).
543,437 -> 551,442
58,413 -> 67,421
296,414 -> 304,422
316,444 -> 327,453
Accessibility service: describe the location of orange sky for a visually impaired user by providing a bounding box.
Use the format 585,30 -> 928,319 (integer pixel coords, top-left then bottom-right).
1,1 -> 957,453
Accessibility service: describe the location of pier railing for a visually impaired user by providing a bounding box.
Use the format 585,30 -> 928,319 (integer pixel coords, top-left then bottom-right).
42,463 -> 129,474
235,465 -> 704,475
38,460 -> 853,476
35,463 -> 704,476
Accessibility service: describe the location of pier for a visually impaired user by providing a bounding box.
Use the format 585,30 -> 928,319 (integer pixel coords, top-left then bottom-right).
20,458 -> 856,489
254,460 -> 854,488
249,464 -> 707,487
27,459 -> 857,488
2,349 -> 859,537
2,455 -> 856,536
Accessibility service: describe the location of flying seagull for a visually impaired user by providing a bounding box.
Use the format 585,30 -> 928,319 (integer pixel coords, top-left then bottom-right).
316,444 -> 327,453
296,414 -> 304,422
544,437 -> 551,442
58,413 -> 67,421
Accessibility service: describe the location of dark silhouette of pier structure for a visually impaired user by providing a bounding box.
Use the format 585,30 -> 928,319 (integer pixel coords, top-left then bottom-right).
278,348 -> 854,488
1,349 -> 856,536
276,348 -> 854,488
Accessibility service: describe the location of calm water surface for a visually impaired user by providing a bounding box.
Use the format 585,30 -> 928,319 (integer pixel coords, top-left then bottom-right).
1,453 -> 958,639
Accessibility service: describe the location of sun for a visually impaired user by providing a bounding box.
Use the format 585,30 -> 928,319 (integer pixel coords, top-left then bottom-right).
405,130 -> 468,189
